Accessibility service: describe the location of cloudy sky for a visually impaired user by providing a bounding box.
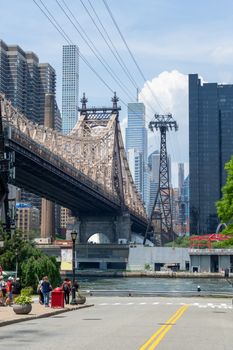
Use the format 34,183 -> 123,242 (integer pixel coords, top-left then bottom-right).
2,0 -> 233,185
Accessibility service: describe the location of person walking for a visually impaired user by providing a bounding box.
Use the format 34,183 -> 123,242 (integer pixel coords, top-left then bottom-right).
37,280 -> 44,305
41,276 -> 52,307
12,277 -> 21,300
6,277 -> 13,306
62,278 -> 71,304
0,276 -> 7,306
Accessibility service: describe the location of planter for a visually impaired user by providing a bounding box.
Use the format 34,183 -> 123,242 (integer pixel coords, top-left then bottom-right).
13,304 -> 32,315
76,296 -> 86,305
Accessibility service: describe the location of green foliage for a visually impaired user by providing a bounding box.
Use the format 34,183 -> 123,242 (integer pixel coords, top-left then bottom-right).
217,157 -> 233,224
144,263 -> 151,271
212,237 -> 233,248
165,236 -> 190,247
0,224 -> 60,291
14,295 -> 32,305
21,287 -> 34,297
21,255 -> 60,291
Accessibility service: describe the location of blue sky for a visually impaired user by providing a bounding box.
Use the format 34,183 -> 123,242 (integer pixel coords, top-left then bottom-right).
2,0 -> 233,184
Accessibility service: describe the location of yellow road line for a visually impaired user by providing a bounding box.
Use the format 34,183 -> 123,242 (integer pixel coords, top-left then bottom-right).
139,304 -> 189,350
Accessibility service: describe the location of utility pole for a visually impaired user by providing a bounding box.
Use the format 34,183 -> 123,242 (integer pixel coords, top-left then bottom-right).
143,113 -> 178,245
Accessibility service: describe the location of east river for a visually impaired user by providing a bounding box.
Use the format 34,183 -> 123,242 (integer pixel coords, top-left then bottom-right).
79,277 -> 233,294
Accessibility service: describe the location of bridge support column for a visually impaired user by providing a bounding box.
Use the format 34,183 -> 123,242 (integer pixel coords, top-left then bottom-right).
41,199 -> 55,240
115,213 -> 132,242
78,214 -> 132,243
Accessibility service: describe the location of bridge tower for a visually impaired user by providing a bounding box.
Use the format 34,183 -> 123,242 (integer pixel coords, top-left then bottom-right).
143,114 -> 178,245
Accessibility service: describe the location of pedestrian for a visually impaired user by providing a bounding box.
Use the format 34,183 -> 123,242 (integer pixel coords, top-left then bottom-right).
0,275 -> 7,306
12,277 -> 22,300
41,276 -> 52,307
73,279 -> 79,292
62,278 -> 71,304
6,277 -> 13,306
37,280 -> 44,305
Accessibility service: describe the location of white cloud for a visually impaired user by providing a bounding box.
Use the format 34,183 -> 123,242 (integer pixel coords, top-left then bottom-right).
120,116 -> 127,146
120,70 -> 189,186
139,70 -> 188,186
139,70 -> 188,159
210,46 -> 233,64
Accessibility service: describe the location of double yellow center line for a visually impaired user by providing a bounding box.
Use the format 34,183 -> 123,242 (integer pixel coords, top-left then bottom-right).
140,304 -> 189,350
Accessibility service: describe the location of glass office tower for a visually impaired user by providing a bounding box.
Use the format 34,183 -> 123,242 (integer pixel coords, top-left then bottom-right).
62,45 -> 79,134
189,74 -> 233,234
126,102 -> 148,206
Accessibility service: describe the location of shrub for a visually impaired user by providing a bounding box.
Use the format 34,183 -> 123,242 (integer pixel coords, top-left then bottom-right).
21,287 -> 34,297
144,263 -> 151,271
14,295 -> 32,305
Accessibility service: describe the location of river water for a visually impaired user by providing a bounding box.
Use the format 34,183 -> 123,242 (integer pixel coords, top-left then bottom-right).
79,277 -> 233,294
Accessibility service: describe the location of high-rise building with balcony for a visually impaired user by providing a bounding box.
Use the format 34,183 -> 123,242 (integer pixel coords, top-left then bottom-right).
62,45 -> 79,134
0,39 -> 61,228
189,74 -> 233,234
0,39 -> 60,127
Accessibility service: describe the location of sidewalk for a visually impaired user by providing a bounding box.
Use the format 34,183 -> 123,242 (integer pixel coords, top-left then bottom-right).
0,302 -> 93,327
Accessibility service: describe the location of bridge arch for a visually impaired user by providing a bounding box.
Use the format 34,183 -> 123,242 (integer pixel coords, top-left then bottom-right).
87,233 -> 111,244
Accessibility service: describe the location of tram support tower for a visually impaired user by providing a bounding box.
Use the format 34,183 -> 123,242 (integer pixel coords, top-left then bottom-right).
143,114 -> 178,245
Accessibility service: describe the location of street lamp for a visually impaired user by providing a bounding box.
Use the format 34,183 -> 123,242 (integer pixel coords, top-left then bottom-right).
70,231 -> 77,305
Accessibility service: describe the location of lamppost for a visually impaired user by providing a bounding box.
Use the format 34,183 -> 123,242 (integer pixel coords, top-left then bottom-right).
15,248 -> 19,278
70,231 -> 77,305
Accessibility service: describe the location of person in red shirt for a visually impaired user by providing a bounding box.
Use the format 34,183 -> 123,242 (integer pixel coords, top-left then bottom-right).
6,277 -> 13,305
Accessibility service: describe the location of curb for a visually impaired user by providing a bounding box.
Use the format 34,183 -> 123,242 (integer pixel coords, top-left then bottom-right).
0,304 -> 94,328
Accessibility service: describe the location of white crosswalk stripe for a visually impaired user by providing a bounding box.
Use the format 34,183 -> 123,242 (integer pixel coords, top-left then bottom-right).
96,301 -> 233,310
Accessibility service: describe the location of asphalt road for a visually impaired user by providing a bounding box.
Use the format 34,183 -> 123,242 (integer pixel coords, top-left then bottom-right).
1,296 -> 233,350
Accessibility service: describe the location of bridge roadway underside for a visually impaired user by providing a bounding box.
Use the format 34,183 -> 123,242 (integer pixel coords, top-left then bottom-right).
7,137 -> 147,236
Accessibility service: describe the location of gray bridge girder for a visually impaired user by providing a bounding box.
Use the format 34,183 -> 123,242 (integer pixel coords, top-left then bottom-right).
5,129 -> 148,236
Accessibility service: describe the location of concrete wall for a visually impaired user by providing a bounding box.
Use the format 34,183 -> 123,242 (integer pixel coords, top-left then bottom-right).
78,214 -> 132,243
127,246 -> 190,271
190,254 -> 231,272
200,256 -> 210,272
219,255 -> 230,271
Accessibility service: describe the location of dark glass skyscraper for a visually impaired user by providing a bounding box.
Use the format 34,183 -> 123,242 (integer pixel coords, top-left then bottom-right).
189,74 -> 233,234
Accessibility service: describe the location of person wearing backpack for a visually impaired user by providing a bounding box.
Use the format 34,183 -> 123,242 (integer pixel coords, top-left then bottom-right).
0,276 -> 7,306
62,278 -> 71,304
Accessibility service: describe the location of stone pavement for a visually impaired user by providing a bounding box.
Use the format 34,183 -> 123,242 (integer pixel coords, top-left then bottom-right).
0,302 -> 94,327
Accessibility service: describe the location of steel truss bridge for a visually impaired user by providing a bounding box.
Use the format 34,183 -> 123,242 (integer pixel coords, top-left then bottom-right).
0,93 -> 148,241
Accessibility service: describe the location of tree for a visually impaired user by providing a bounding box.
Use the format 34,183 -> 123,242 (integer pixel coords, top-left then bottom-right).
0,226 -> 60,289
217,156 -> 233,234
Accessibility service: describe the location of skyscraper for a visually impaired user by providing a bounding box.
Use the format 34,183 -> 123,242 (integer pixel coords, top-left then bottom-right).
62,45 -> 79,134
0,39 -> 60,127
189,74 -> 233,234
148,151 -> 160,215
0,39 -> 61,231
178,163 -> 184,194
126,102 -> 148,206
